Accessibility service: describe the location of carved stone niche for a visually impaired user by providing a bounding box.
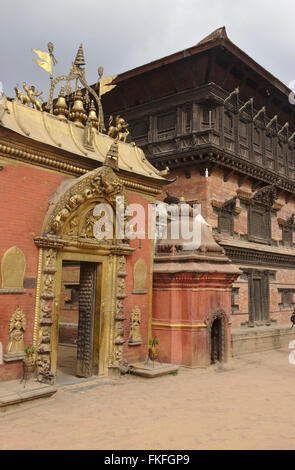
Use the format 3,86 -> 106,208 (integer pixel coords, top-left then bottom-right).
0,246 -> 26,293
132,258 -> 147,294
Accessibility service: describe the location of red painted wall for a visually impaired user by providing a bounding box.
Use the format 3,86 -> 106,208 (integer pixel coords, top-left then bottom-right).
0,161 -> 70,380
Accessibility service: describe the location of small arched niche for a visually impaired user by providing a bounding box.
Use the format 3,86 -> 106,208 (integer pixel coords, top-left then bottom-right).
133,258 -> 147,294
1,246 -> 26,292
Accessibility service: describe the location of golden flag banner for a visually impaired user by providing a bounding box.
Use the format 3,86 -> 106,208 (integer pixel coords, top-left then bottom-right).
99,76 -> 117,96
32,49 -> 52,75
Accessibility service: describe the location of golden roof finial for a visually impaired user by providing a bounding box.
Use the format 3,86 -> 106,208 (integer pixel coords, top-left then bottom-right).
69,85 -> 87,125
104,141 -> 119,169
74,43 -> 85,68
88,100 -> 98,129
53,86 -> 68,120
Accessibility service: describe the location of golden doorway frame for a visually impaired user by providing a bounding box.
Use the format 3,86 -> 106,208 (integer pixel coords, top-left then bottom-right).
33,164 -> 134,384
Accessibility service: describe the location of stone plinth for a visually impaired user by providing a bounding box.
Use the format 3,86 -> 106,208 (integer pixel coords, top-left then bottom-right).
153,206 -> 240,367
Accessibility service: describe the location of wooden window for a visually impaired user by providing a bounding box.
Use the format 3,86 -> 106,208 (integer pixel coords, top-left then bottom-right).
265,134 -> 272,151
278,289 -> 294,308
231,287 -> 240,313
157,112 -> 176,133
131,120 -> 148,139
248,205 -> 271,243
278,142 -> 284,159
202,108 -> 216,127
218,212 -> 233,235
288,148 -> 294,166
239,121 -> 248,141
185,107 -> 192,132
224,112 -> 233,134
282,226 -> 293,246
254,127 -> 261,146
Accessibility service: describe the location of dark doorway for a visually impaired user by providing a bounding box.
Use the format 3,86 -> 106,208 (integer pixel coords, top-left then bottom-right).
57,261 -> 101,380
253,278 -> 263,322
211,318 -> 222,364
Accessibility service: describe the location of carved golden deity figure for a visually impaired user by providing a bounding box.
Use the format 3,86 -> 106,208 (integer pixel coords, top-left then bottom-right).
6,306 -> 26,355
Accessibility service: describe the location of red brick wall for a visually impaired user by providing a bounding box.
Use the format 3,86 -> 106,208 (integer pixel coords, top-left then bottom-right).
160,167 -> 295,329
0,162 -> 71,380
123,191 -> 153,363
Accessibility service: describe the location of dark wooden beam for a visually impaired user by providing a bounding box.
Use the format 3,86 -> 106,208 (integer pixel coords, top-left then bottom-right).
170,69 -> 182,92
184,166 -> 191,179
251,180 -> 265,192
238,174 -> 248,187
286,193 -> 293,204
205,50 -> 216,84
196,161 -> 217,176
117,87 -> 128,110
223,168 -> 235,182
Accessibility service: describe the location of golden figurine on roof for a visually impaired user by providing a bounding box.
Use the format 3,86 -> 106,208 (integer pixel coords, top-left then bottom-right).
108,115 -> 129,142
14,82 -> 43,111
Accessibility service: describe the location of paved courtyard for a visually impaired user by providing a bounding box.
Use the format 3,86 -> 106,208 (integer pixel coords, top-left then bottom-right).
1,347 -> 295,450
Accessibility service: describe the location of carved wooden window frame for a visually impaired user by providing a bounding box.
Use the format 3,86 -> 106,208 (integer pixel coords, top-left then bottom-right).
231,287 -> 240,313
202,107 -> 216,129
130,119 -> 149,139
248,203 -> 272,244
157,111 -> 177,134
224,111 -> 233,135
214,196 -> 240,237
243,268 -> 271,326
278,288 -> 295,309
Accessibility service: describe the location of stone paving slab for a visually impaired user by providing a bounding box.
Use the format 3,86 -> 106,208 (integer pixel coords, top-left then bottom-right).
129,362 -> 179,378
0,379 -> 57,411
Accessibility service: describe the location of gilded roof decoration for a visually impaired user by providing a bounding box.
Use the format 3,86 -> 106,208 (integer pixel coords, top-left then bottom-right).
0,42 -> 167,182
0,98 -> 166,181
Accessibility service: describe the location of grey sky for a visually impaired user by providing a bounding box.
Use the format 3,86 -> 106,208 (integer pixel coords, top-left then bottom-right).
1,0 -> 294,99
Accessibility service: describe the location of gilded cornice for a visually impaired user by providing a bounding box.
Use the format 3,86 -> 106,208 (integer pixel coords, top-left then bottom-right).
0,139 -> 165,195
0,140 -> 87,176
0,99 -> 167,182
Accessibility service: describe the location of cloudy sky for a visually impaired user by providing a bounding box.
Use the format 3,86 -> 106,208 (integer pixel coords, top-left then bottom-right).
1,0 -> 294,98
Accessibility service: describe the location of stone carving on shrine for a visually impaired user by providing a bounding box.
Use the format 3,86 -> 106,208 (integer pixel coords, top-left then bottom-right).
128,305 -> 143,346
4,306 -> 26,361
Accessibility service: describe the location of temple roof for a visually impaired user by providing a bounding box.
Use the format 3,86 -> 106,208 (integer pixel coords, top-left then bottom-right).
112,26 -> 290,98
0,98 -> 166,181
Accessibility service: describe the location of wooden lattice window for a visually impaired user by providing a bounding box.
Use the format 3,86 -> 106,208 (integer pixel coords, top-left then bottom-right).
202,108 -> 216,127
185,107 -> 192,132
254,127 -> 261,146
248,205 -> 271,243
157,112 -> 176,133
279,289 -> 294,308
265,134 -> 272,151
231,287 -> 240,313
218,212 -> 233,235
131,120 -> 149,139
239,120 -> 248,141
282,225 -> 293,246
278,141 -> 284,159
224,111 -> 233,134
